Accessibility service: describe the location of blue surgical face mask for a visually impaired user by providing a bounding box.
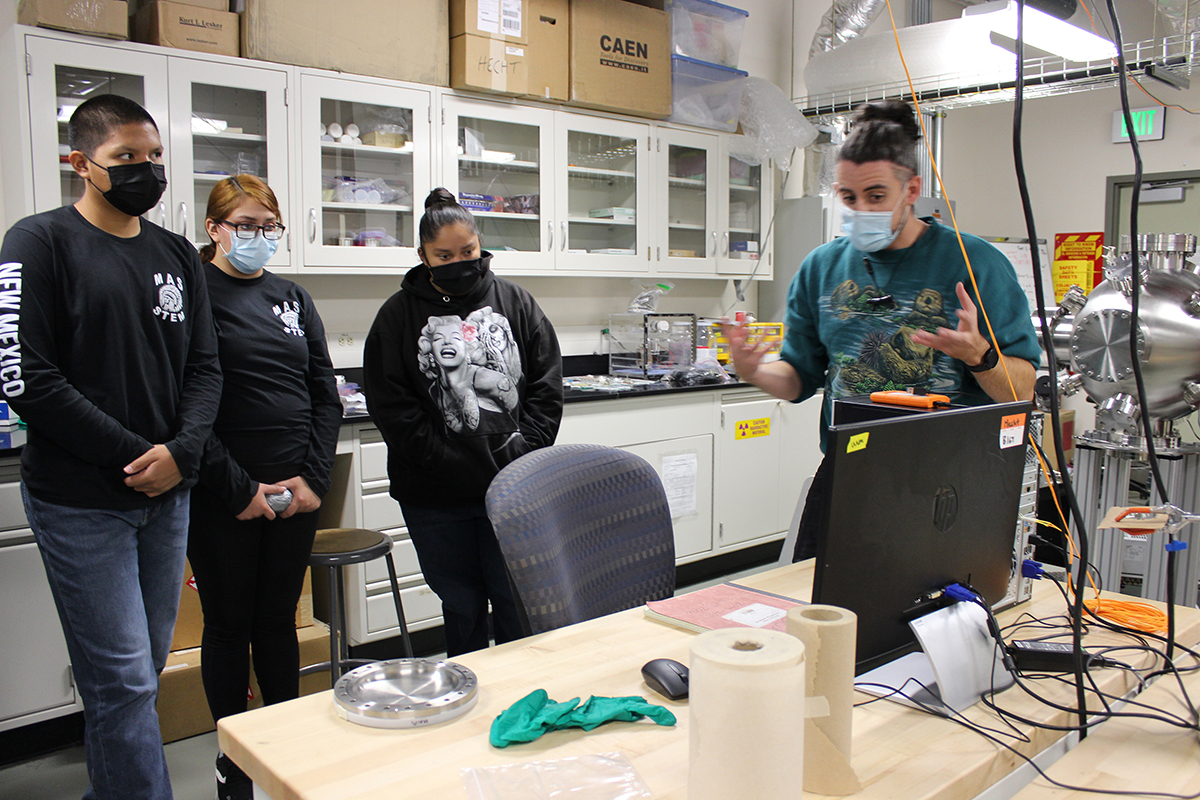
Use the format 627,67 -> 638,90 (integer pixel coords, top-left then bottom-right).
840,184 -> 912,253
220,233 -> 277,275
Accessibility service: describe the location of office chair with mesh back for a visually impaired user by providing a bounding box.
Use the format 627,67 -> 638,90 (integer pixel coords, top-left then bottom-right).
485,443 -> 676,635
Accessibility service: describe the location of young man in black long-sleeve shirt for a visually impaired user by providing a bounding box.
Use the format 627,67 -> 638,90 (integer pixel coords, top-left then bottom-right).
0,95 -> 222,800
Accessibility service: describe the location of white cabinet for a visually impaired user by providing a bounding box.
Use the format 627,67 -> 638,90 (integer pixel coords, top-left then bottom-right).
165,57 -> 291,269
296,72 -> 433,272
714,390 -> 824,548
24,34 -> 170,220
654,128 -> 720,276
717,145 -> 773,279
441,96 -> 556,273
555,113 -> 653,273
0,462 -> 79,732
23,32 -> 291,272
337,423 -> 443,646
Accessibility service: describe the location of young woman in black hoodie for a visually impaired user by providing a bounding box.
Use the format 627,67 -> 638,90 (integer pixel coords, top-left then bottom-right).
363,188 -> 563,656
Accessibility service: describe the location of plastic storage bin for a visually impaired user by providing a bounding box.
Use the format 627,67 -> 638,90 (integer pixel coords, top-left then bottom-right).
669,55 -> 748,132
666,0 -> 749,68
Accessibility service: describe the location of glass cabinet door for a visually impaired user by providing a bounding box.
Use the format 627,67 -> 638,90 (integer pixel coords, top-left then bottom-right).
555,114 -> 651,273
299,74 -> 432,270
167,60 -> 290,269
718,150 -> 771,278
658,129 -> 719,276
25,35 -> 169,218
442,98 -> 554,273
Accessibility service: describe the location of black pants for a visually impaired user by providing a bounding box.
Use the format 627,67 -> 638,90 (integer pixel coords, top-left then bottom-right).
793,453 -> 832,563
400,502 -> 523,657
187,483 -> 317,722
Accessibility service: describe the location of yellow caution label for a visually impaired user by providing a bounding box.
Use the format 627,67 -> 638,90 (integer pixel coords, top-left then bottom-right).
734,417 -> 771,440
846,432 -> 870,453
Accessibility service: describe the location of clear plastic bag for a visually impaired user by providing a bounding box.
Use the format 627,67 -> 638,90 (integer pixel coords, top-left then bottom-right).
461,753 -> 652,800
627,281 -> 674,313
727,77 -> 818,170
666,361 -> 732,387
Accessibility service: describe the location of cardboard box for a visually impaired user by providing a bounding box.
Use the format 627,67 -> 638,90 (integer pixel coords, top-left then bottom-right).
1042,409 -> 1076,469
158,622 -> 330,744
242,0 -> 448,87
451,0 -> 527,44
569,0 -> 670,118
133,1 -> 239,57
171,561 -> 313,652
18,0 -> 128,40
450,34 -> 528,97
360,130 -> 408,149
523,0 -> 568,101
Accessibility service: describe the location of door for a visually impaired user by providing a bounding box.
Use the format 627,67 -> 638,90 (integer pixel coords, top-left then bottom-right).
656,128 -> 719,276
298,73 -> 432,270
441,97 -> 555,273
554,113 -> 652,273
167,58 -> 290,269
718,146 -> 772,278
716,396 -> 784,547
25,35 -> 169,220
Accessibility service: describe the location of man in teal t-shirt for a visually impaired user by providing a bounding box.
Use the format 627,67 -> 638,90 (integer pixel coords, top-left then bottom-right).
726,100 -> 1040,561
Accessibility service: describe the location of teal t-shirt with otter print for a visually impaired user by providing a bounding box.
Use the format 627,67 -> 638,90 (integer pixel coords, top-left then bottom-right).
778,217 -> 1041,450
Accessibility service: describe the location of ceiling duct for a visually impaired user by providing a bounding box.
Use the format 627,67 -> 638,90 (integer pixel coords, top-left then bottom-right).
808,0 -> 889,60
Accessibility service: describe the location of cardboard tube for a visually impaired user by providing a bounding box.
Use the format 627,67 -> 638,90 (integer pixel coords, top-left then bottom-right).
787,604 -> 861,795
688,628 -> 805,800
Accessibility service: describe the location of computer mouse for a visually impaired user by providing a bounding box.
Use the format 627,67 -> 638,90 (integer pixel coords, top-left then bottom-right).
641,658 -> 689,701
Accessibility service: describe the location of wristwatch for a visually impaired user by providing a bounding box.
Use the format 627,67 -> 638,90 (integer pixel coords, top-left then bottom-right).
967,344 -> 999,373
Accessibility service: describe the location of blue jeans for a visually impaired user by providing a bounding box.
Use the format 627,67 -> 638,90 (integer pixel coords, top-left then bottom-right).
400,502 -> 523,656
23,485 -> 189,800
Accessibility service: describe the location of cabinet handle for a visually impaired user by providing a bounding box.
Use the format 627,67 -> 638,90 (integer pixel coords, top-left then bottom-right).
711,230 -> 717,256
308,208 -> 317,244
723,231 -> 729,256
560,221 -> 566,252
158,200 -> 166,227
178,202 -> 187,236
547,220 -> 553,251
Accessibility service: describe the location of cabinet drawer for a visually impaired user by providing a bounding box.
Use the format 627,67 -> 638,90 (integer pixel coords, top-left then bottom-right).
0,482 -> 26,531
358,440 -> 389,483
365,582 -> 441,633
364,534 -> 420,584
361,491 -> 404,531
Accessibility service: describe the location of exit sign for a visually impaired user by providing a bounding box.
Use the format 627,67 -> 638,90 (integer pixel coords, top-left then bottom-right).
1112,107 -> 1166,142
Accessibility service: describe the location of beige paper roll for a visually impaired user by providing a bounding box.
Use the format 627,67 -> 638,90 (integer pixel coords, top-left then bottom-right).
787,604 -> 861,796
688,628 -> 806,800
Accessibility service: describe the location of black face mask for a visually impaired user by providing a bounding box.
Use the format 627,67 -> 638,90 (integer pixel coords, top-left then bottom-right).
87,158 -> 167,218
428,253 -> 489,296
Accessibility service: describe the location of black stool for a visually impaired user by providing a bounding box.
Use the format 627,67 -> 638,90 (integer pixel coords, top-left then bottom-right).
300,528 -> 414,685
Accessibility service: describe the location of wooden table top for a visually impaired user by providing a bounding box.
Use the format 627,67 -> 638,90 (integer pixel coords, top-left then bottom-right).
218,563 -> 1200,800
1010,653 -> 1200,798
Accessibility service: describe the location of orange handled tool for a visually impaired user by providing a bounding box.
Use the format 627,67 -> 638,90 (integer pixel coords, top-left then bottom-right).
870,390 -> 951,409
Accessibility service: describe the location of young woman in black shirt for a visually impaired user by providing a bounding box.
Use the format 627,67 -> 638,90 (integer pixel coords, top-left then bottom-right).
189,175 -> 341,800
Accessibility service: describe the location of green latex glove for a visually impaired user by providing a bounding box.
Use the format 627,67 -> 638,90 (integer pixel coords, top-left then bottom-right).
489,689 -> 677,747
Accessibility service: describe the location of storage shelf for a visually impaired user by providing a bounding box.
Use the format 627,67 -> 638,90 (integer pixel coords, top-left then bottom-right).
569,216 -> 636,226
194,131 -> 266,144
472,210 -> 540,220
323,202 -> 413,212
729,183 -> 759,193
194,172 -> 232,182
458,155 -> 538,171
322,141 -> 414,155
729,227 -> 758,234
669,222 -> 706,230
567,166 -> 636,180
669,176 -> 706,188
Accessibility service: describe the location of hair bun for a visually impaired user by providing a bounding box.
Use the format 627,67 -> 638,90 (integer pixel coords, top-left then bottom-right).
855,100 -> 920,143
425,187 -> 458,209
